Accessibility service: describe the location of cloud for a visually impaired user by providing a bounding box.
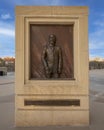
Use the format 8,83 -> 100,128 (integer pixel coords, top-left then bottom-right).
89,28 -> 104,49
0,49 -> 15,57
94,20 -> 104,27
0,33 -> 15,57
50,0 -> 60,5
1,0 -> 57,6
1,0 -> 81,7
0,28 -> 15,37
90,49 -> 104,58
89,37 -> 104,50
0,20 -> 15,57
89,19 -> 104,58
0,21 -> 15,37
0,21 -> 14,28
1,13 -> 11,20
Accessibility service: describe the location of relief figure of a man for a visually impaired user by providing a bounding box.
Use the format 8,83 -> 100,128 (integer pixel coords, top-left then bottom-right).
42,34 -> 62,78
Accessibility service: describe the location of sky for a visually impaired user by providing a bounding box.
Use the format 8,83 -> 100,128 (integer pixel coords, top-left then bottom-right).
0,0 -> 104,58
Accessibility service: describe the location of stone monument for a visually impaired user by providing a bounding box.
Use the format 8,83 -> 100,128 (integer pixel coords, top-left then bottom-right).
15,6 -> 89,126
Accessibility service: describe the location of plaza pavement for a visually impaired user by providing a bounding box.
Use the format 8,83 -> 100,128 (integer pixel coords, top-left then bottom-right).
0,70 -> 104,130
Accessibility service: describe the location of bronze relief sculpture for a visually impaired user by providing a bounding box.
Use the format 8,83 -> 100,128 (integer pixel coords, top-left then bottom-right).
42,34 -> 62,78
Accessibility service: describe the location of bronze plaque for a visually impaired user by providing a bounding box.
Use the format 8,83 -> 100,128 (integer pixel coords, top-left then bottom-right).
30,25 -> 74,79
24,99 -> 80,106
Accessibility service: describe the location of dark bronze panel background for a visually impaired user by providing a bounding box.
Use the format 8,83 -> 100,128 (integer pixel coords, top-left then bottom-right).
30,25 -> 74,79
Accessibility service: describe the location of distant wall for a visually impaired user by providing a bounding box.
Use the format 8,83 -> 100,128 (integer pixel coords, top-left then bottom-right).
0,58 -> 15,72
0,67 -> 7,75
89,61 -> 104,70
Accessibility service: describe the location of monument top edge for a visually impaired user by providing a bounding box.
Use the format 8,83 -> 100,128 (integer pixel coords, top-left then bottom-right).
15,6 -> 88,16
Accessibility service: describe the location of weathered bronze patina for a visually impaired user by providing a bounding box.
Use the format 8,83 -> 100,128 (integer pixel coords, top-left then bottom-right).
42,34 -> 62,78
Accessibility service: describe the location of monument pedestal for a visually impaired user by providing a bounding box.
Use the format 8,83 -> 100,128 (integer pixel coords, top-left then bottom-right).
15,6 -> 89,126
